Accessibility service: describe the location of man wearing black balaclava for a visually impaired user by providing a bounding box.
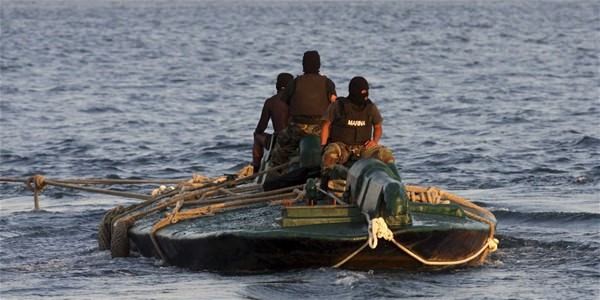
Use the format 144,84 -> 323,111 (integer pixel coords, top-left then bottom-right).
320,76 -> 395,189
270,51 -> 337,170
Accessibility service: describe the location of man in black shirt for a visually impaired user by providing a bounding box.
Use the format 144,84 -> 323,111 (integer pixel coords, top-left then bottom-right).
270,51 -> 337,169
320,76 -> 395,182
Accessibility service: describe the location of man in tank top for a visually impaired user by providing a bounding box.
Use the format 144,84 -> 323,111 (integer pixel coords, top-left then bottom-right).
270,51 -> 337,170
320,76 -> 395,188
252,73 -> 294,174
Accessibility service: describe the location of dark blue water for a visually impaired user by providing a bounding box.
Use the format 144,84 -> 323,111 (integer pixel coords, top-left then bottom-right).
1,0 -> 599,299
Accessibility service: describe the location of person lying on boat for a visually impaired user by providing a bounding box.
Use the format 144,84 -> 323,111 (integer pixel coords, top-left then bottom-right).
269,50 -> 337,171
320,76 -> 395,189
252,72 -> 294,174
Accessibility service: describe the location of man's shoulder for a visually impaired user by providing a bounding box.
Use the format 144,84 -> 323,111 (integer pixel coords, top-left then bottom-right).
366,99 -> 377,107
301,73 -> 329,80
318,74 -> 333,82
367,100 -> 380,112
265,92 -> 287,106
265,93 -> 279,101
367,100 -> 383,122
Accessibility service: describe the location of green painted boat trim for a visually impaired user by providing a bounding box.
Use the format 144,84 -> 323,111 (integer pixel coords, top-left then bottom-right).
282,205 -> 363,227
408,202 -> 466,218
283,205 -> 361,218
281,215 -> 365,227
217,212 -> 491,242
281,202 -> 468,228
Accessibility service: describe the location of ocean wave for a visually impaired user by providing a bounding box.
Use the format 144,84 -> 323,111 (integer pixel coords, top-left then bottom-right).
0,85 -> 20,94
573,136 -> 600,148
0,0 -> 598,298
0,153 -> 29,164
507,173 -> 589,186
0,64 -> 22,72
495,235 -> 599,253
494,210 -> 600,225
79,106 -> 124,114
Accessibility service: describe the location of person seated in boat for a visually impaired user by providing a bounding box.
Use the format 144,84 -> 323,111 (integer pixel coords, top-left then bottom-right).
252,72 -> 294,174
269,50 -> 337,170
320,76 -> 395,187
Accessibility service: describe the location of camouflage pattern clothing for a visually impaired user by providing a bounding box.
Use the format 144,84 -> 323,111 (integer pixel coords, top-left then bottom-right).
270,122 -> 321,168
321,142 -> 395,175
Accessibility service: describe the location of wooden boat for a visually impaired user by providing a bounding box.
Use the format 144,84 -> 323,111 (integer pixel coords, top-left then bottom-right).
100,137 -> 498,273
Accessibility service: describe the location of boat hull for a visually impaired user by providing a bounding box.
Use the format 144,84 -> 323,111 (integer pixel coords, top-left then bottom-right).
128,209 -> 492,273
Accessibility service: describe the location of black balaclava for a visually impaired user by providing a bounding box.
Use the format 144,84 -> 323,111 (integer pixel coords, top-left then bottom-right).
276,73 -> 293,91
302,51 -> 320,74
348,76 -> 369,108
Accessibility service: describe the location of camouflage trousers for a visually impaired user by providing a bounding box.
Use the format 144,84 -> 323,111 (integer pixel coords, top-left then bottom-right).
321,142 -> 395,175
270,123 -> 322,168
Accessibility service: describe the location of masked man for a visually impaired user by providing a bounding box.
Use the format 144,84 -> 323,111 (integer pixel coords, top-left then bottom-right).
270,51 -> 337,169
320,76 -> 395,186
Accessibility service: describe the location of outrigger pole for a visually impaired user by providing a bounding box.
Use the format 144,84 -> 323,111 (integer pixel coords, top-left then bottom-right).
0,162 -> 291,210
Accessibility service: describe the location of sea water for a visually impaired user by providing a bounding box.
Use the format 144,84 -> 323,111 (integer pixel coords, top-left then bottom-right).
1,0 -> 598,299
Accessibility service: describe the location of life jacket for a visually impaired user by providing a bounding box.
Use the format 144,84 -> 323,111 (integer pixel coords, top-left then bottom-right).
329,97 -> 374,145
289,74 -> 330,124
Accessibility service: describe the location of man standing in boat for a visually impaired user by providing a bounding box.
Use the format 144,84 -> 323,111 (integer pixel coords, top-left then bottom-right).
320,76 -> 395,187
252,73 -> 294,174
270,51 -> 337,169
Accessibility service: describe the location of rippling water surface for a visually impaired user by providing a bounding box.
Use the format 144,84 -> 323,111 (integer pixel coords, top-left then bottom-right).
1,0 -> 599,299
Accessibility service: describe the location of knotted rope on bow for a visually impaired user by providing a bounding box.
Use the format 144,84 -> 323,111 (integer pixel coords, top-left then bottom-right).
26,175 -> 47,193
26,175 -> 47,210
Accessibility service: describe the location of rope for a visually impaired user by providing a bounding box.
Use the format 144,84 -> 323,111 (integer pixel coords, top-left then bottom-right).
331,242 -> 369,268
404,184 -> 498,247
0,177 -> 30,183
333,212 -> 499,268
108,164 -> 289,261
42,179 -> 152,200
149,199 -> 187,263
5,174 -> 156,210
316,186 -> 347,205
25,175 -> 47,210
270,188 -> 307,206
185,184 -> 301,206
331,214 -> 391,268
1,176 -> 189,185
148,187 -> 305,265
367,216 -> 394,249
26,175 -> 47,191
1,161 -> 291,210
50,178 -> 187,185
109,169 -> 279,229
151,162 -> 291,206
389,236 -> 499,266
405,185 -> 496,222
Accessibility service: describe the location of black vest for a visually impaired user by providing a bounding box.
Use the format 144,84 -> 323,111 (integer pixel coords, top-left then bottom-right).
289,74 -> 329,124
329,97 -> 374,145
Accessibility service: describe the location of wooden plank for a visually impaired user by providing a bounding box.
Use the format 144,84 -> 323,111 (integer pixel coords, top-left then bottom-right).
283,205 -> 361,218
281,215 -> 364,227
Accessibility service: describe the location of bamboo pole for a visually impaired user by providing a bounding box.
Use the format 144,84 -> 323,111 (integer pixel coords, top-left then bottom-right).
0,177 -> 28,183
185,184 -> 303,206
0,177 -> 186,185
33,189 -> 40,210
43,179 -> 153,201
1,161 -> 291,210
53,178 -> 187,185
